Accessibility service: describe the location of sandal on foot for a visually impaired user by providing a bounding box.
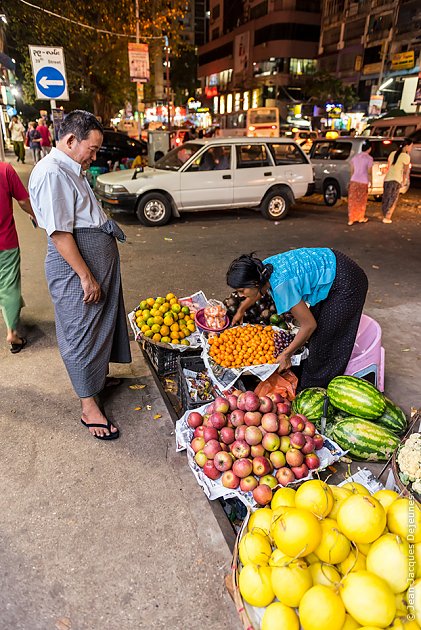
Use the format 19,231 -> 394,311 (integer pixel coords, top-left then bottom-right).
347,221 -> 354,226
10,337 -> 27,354
104,377 -> 122,388
358,218 -> 369,223
382,217 -> 392,224
80,418 -> 120,440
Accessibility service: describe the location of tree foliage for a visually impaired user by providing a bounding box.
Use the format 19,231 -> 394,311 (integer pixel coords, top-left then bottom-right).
6,0 -> 188,122
303,71 -> 357,110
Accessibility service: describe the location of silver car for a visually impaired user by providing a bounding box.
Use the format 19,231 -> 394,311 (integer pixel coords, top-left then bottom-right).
408,128 -> 421,178
309,137 -> 410,206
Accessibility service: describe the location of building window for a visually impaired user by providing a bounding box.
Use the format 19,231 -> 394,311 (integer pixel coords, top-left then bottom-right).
199,42 -> 233,66
250,1 -> 268,20
322,26 -> 341,46
324,0 -> 345,18
212,27 -> 220,39
227,93 -> 233,113
290,58 -> 317,75
344,18 -> 365,42
234,93 -> 241,111
254,23 -> 320,45
295,0 -> 320,11
243,91 -> 250,110
211,4 -> 220,19
220,95 -> 226,114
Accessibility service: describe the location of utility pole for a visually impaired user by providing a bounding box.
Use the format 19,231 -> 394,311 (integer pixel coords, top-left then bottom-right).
164,35 -> 171,130
135,0 -> 142,138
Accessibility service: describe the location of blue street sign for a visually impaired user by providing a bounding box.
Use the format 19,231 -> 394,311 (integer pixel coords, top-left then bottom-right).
35,66 -> 66,99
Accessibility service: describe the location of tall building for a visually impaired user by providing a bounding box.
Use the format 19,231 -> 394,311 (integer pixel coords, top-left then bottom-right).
197,0 -> 321,126
319,0 -> 421,112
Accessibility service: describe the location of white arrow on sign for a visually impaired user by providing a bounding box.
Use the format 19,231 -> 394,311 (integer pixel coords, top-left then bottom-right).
39,76 -> 64,90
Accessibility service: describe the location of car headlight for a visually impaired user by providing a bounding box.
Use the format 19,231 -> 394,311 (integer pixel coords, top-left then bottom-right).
104,184 -> 129,194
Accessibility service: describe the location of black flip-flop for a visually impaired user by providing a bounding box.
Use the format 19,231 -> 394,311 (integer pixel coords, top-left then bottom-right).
10,337 -> 27,354
80,418 -> 120,440
104,377 -> 122,388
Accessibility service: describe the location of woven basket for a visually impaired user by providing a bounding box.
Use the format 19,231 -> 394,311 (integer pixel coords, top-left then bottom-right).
391,411 -> 421,502
229,515 -> 259,630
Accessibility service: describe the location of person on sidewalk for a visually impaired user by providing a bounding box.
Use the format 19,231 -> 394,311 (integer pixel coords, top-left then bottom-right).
382,138 -> 413,223
9,116 -> 26,164
36,118 -> 52,157
347,140 -> 373,226
27,121 -> 42,164
227,249 -> 368,390
29,109 -> 131,441
0,162 -> 37,352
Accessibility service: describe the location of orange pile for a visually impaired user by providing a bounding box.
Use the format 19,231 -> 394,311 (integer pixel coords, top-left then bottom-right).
208,324 -> 276,368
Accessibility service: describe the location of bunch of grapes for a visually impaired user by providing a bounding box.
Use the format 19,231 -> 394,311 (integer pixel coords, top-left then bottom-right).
274,330 -> 294,357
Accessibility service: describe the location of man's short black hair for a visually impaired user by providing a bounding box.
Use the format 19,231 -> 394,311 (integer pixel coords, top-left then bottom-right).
58,109 -> 103,142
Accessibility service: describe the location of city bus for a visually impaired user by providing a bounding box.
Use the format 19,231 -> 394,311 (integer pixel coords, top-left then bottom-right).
246,107 -> 280,137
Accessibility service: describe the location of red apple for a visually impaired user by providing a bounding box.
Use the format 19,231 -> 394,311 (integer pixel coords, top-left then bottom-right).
286,449 -> 304,467
235,425 -> 247,441
269,393 -> 284,404
259,396 -> 274,414
289,415 -> 306,432
250,443 -> 266,458
244,411 -> 262,426
253,484 -> 273,506
220,427 -> 235,445
244,391 -> 261,412
232,388 -> 243,397
313,434 -> 324,450
240,476 -> 258,492
194,426 -> 205,439
278,418 -> 292,436
203,460 -> 221,480
301,436 -> 315,455
214,451 -> 234,472
194,450 -> 208,468
231,439 -> 251,459
259,474 -> 278,489
203,439 -> 222,459
290,432 -> 306,450
261,413 -> 279,433
232,458 -> 253,479
226,418 -> 234,429
253,456 -> 272,477
191,437 -> 205,453
269,450 -> 286,469
226,394 -> 238,411
291,463 -> 309,479
245,426 -> 263,446
262,433 -> 281,452
277,402 -> 291,415
187,411 -> 203,429
206,402 -> 215,414
214,396 -> 230,414
202,414 -> 210,427
219,442 -> 230,452
305,453 -> 320,470
203,426 -> 219,442
280,436 -> 291,453
237,392 -> 247,411
303,421 -> 316,437
209,412 -> 227,430
275,467 -> 296,486
221,470 -> 240,489
230,409 -> 245,427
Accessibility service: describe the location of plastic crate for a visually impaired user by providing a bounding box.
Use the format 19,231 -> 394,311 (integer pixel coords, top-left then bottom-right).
177,354 -> 215,412
142,338 -> 179,376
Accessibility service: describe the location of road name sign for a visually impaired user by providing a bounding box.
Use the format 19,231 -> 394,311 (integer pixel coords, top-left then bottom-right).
29,45 -> 69,101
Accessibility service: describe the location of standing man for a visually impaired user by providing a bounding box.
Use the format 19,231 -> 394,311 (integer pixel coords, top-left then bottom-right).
9,115 -> 26,163
29,110 -> 132,440
36,118 -> 52,157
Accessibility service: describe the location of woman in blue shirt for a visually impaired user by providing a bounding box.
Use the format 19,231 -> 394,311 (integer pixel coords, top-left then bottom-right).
227,248 -> 368,389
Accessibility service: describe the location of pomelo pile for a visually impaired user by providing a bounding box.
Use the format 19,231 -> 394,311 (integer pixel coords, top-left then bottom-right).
187,390 -> 325,506
135,293 -> 196,345
238,479 -> 421,630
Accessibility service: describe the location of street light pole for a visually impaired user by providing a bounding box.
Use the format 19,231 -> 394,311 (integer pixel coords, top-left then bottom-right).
164,36 -> 171,130
135,0 -> 142,138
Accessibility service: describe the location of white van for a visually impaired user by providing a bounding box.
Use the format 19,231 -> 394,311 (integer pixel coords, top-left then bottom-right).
362,115 -> 421,139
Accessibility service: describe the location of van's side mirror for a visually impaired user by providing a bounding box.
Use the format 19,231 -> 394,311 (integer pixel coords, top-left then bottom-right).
132,166 -> 143,180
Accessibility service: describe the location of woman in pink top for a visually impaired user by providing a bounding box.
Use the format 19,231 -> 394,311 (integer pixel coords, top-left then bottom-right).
347,140 -> 373,226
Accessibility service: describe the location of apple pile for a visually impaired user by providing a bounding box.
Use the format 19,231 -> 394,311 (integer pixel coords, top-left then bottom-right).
187,390 -> 324,506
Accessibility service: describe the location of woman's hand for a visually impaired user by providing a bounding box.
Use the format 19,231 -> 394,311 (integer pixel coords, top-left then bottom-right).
275,351 -> 292,372
231,311 -> 244,326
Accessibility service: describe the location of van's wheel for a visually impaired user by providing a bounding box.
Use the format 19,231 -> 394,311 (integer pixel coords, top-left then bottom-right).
261,188 -> 291,220
136,192 -> 172,226
323,180 -> 340,206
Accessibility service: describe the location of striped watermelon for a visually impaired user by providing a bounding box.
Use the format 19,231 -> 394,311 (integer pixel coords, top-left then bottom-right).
377,397 -> 407,436
291,387 -> 330,421
327,376 -> 386,420
331,417 -> 400,461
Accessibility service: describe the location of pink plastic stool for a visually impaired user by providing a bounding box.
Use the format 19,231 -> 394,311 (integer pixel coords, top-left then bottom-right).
344,314 -> 385,392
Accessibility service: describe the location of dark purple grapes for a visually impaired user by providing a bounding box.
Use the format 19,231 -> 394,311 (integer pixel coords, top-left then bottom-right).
274,330 -> 294,357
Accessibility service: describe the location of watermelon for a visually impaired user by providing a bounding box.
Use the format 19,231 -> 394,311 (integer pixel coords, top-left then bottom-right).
331,417 -> 400,462
291,387 -> 331,421
327,376 -> 386,420
377,397 -> 407,436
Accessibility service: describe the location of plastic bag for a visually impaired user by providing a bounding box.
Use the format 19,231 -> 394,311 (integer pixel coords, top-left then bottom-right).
204,300 -> 227,329
254,369 -> 298,401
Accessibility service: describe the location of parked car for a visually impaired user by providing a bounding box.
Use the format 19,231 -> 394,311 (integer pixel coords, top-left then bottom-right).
94,137 -> 314,226
362,115 -> 421,139
408,128 -> 421,178
309,136 -> 410,206
92,130 -> 147,168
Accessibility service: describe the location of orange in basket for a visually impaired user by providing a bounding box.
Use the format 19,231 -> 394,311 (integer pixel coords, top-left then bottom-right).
208,324 -> 276,368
